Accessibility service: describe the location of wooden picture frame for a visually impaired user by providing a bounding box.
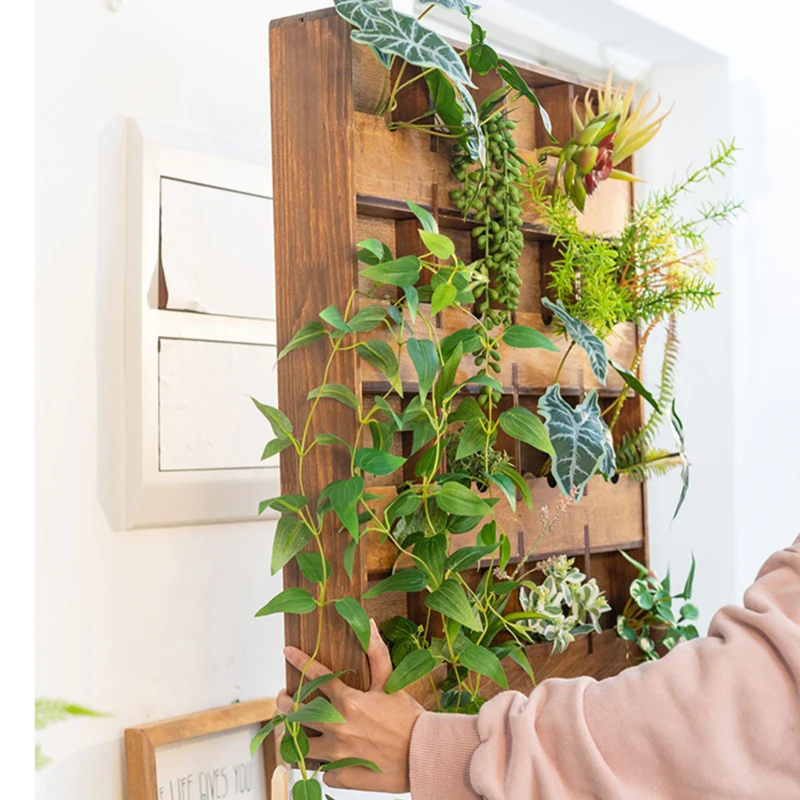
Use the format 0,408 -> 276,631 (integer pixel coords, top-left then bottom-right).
124,698 -> 279,800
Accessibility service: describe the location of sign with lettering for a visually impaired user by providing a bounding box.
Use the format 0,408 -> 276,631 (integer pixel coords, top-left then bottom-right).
125,699 -> 277,800
156,726 -> 266,800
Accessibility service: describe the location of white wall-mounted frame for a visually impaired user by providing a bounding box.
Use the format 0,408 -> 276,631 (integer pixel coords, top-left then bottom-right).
125,119 -> 280,528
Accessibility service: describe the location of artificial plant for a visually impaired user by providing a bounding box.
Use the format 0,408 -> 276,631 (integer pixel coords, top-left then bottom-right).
529,140 -> 741,517
253,5 -> 734,795
615,550 -> 700,661
250,201 -> 624,794
334,1 -> 659,340
35,698 -> 104,769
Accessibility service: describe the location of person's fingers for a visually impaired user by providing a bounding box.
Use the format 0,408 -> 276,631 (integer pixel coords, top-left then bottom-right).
283,646 -> 349,703
305,733 -> 339,763
323,766 -> 386,793
367,619 -> 393,692
276,689 -> 293,716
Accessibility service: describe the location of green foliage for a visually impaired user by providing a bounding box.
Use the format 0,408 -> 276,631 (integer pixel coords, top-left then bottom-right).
610,359 -> 659,411
250,141 -> 696,776
278,321 -> 327,360
35,699 -> 104,770
270,515 -> 314,575
534,140 -> 740,335
502,324 -> 559,352
615,316 -> 690,517
498,407 -> 554,458
452,116 -> 525,329
252,213 -> 618,749
255,588 -> 317,617
293,781 -> 322,800
616,552 -> 700,662
517,556 -> 611,655
249,12 -> 733,780
335,597 -> 372,652
320,757 -> 383,774
541,298 -> 608,384
538,386 -> 615,500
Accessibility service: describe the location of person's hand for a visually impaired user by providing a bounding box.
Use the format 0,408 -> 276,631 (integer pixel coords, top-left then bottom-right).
276,619 -> 425,793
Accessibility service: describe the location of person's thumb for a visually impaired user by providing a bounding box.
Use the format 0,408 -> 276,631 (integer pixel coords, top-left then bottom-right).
367,618 -> 393,691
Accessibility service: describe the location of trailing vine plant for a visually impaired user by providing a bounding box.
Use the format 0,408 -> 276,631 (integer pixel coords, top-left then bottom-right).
250,202 -> 622,798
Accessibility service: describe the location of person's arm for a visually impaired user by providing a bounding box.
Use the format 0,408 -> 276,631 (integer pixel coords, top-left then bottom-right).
278,534 -> 800,798
411,534 -> 800,800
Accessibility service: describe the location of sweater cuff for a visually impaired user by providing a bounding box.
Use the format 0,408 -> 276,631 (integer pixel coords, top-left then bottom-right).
409,712 -> 482,800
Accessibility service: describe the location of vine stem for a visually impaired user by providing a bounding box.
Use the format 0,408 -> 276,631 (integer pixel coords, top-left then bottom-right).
607,318 -> 658,432
552,341 -> 575,384
290,290 -> 360,782
374,55 -> 396,116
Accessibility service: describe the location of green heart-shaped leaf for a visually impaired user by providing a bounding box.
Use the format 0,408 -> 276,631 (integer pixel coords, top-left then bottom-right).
502,324 -> 558,351
354,448 -> 406,476
255,588 -> 316,617
458,643 -> 508,689
385,649 -> 438,694
434,481 -> 492,516
335,596 -> 372,651
425,578 -> 481,631
278,321 -> 327,360
270,514 -> 314,575
362,569 -> 430,598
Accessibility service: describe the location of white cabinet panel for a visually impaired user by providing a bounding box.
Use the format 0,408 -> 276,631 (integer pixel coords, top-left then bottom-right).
159,338 -> 277,472
126,120 -> 278,528
160,178 -> 276,320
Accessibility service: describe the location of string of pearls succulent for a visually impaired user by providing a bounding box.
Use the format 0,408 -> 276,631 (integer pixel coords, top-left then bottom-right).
451,116 -> 526,406
451,117 -> 525,329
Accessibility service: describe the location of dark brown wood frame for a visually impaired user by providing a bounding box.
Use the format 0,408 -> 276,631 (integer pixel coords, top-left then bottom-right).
270,6 -> 648,705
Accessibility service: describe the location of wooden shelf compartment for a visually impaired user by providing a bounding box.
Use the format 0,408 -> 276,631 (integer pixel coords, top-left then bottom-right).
270,7 -> 648,695
354,110 -> 631,239
362,472 -> 645,578
356,299 -> 637,396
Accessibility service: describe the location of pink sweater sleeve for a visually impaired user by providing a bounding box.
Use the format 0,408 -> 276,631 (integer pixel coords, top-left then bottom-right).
409,535 -> 800,799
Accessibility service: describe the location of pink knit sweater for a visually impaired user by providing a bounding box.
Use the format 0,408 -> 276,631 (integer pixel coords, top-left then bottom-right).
410,534 -> 800,799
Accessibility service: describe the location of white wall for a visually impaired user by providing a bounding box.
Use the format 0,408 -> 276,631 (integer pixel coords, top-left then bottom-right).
37,0 -> 799,797
34,0 -> 316,795
611,0 -> 800,601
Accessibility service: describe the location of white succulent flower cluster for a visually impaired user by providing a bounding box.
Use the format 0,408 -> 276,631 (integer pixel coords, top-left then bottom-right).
519,556 -> 612,655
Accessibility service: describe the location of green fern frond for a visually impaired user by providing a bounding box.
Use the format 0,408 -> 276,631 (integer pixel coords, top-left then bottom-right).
35,744 -> 52,771
35,698 -> 105,771
35,698 -> 104,730
616,316 -> 680,473
616,447 -> 682,481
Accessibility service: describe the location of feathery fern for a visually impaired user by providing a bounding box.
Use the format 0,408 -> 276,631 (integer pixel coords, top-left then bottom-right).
531,139 -> 740,337
616,315 -> 681,480
35,698 -> 104,770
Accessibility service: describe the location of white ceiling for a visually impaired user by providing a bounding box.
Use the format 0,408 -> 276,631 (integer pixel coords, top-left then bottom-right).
412,0 -> 722,81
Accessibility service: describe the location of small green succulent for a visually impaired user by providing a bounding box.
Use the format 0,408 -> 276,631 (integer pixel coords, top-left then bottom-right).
615,550 -> 700,661
519,555 -> 611,655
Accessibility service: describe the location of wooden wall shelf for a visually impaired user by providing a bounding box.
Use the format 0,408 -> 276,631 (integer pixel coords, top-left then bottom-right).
270,6 -> 648,707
